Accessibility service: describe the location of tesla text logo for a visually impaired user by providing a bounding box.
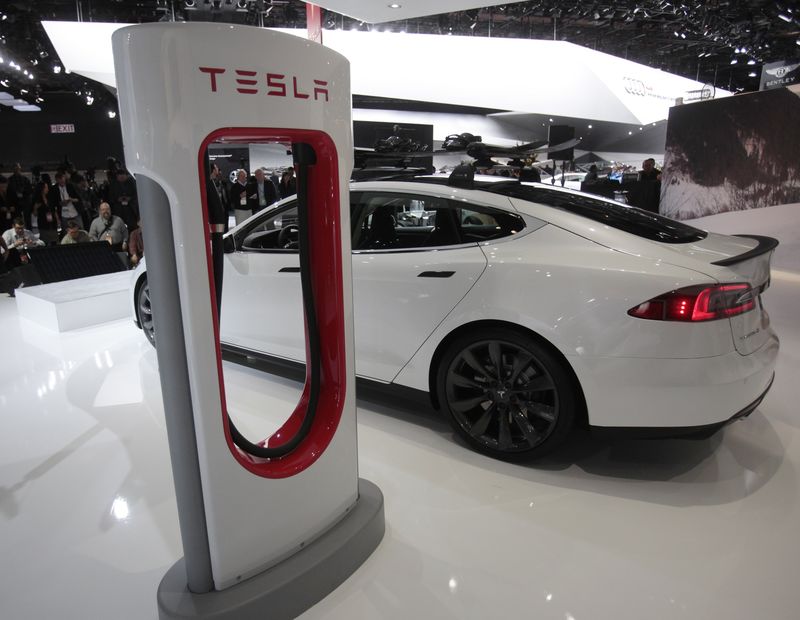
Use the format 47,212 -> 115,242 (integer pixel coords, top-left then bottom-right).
198,67 -> 329,102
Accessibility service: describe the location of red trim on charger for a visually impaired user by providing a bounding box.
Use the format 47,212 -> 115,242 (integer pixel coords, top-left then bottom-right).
197,127 -> 346,478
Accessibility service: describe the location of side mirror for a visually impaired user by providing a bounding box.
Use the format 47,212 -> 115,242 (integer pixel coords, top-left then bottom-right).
223,234 -> 235,254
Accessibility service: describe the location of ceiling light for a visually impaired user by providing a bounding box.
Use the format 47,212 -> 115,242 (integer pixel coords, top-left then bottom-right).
53,65 -> 62,74
85,94 -> 94,105
107,110 -> 117,119
747,59 -> 756,65
14,104 -> 41,112
628,131 -> 632,135
748,72 -> 757,77
20,89 -> 28,94
587,124 -> 592,129
388,3 -> 401,8
730,59 -> 738,64
778,13 -> 792,22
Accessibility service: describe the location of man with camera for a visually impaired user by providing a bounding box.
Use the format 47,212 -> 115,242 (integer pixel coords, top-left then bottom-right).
89,202 -> 129,251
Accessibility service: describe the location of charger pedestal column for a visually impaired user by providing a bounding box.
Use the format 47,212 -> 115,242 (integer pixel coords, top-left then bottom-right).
112,23 -> 383,620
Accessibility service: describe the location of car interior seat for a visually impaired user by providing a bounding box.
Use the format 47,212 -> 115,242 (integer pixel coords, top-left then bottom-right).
365,205 -> 399,249
425,208 -> 461,246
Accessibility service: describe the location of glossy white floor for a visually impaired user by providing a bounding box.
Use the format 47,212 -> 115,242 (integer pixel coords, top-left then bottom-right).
2,209 -> 800,620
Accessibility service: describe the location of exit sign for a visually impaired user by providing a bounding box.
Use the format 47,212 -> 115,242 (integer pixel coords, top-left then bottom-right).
50,123 -> 75,134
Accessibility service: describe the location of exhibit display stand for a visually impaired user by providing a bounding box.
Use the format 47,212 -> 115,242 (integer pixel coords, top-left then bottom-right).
112,23 -> 383,619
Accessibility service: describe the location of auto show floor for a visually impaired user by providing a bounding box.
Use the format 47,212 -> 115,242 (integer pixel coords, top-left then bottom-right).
2,212 -> 799,619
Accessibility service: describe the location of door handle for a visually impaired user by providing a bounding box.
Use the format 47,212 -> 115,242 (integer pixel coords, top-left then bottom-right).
418,270 -> 455,278
279,267 -> 301,273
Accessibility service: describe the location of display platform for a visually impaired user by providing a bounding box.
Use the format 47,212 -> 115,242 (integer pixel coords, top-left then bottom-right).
15,271 -> 132,332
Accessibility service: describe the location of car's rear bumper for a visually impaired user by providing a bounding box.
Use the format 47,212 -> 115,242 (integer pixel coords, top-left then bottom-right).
589,372 -> 774,440
571,330 -> 779,429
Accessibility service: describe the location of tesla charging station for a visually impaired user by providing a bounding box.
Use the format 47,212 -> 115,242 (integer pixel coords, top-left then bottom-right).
112,23 -> 384,619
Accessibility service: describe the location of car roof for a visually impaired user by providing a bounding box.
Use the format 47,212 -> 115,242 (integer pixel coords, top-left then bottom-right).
350,174 -> 617,209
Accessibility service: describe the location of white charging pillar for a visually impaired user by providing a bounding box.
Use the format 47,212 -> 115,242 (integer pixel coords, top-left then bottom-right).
112,23 -> 383,619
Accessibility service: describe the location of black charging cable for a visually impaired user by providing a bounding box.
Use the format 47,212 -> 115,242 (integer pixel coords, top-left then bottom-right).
227,142 -> 322,459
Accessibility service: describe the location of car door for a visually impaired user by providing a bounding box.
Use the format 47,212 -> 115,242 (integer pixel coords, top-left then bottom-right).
350,190 -> 489,382
220,202 -> 305,362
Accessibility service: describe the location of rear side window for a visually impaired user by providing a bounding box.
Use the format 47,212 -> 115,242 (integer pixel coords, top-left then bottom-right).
489,185 -> 707,244
350,191 -> 525,250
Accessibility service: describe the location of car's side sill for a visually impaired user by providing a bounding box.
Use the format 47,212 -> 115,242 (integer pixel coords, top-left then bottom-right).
220,343 -> 436,413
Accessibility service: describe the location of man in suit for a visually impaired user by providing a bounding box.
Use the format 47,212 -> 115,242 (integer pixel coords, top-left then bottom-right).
49,171 -> 83,229
247,168 -> 279,215
231,169 -> 250,225
207,163 -> 228,314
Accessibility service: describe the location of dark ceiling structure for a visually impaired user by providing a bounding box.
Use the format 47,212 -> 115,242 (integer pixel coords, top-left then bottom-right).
0,1 -> 798,111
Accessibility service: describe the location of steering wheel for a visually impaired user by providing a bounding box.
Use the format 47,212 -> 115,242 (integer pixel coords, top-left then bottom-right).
277,224 -> 300,249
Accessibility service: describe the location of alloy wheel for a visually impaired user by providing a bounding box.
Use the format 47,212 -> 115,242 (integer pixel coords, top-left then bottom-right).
444,339 -> 559,453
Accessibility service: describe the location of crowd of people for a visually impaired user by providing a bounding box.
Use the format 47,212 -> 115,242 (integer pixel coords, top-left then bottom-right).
0,158 -> 298,296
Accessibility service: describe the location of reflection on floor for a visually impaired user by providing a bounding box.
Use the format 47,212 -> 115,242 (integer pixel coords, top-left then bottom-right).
2,247 -> 799,619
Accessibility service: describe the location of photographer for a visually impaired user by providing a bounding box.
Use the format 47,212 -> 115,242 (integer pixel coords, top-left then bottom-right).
1,216 -> 43,268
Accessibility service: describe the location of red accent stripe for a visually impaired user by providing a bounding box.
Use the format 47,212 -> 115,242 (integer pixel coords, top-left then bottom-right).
197,127 -> 346,479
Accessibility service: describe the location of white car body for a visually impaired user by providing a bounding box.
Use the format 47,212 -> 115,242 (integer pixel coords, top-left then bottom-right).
132,176 -> 778,452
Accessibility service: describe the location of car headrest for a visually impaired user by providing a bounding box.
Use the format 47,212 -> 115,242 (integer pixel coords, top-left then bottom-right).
448,164 -> 474,189
519,167 -> 541,183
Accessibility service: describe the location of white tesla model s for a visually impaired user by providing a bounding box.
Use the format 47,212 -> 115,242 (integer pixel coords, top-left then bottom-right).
131,174 -> 779,460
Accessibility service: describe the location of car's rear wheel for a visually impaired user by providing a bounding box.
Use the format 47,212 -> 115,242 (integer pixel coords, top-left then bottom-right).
436,327 -> 577,460
137,279 -> 156,347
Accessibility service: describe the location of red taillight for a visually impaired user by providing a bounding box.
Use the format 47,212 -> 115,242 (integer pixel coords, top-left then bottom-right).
628,283 -> 755,322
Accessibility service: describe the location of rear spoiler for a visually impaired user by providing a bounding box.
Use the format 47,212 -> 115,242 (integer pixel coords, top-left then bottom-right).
711,235 -> 779,266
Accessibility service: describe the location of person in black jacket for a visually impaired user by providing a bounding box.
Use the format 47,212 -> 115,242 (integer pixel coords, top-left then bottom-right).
108,168 -> 139,231
33,181 -> 60,245
231,169 -> 250,225
279,167 -> 297,198
49,171 -> 83,231
207,162 -> 227,314
7,164 -> 33,229
246,168 -> 279,214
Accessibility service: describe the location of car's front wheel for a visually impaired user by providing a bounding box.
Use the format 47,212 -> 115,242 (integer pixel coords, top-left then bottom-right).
137,279 -> 156,347
436,327 -> 577,460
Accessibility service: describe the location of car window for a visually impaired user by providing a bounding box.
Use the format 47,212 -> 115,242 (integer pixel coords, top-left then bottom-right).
487,184 -> 707,244
454,204 -> 526,242
351,191 -> 525,251
239,203 -> 299,251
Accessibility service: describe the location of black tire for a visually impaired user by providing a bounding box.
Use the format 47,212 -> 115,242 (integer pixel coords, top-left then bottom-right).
137,279 -> 156,348
436,327 -> 577,460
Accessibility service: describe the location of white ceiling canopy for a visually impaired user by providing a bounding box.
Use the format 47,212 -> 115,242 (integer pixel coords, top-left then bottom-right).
42,21 -> 729,126
300,1 -> 528,24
